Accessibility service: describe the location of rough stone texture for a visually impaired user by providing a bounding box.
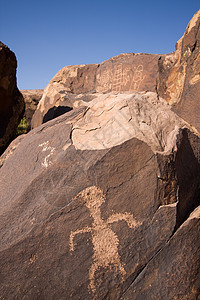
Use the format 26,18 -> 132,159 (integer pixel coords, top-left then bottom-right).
96,53 -> 160,94
31,53 -> 160,129
31,64 -> 98,128
0,92 -> 199,299
122,206 -> 200,300
0,42 -> 24,154
157,10 -> 200,132
20,89 -> 43,131
31,90 -> 100,129
71,92 -> 184,154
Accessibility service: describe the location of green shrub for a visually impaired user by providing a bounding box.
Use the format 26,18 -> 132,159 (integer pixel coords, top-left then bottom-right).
15,117 -> 28,137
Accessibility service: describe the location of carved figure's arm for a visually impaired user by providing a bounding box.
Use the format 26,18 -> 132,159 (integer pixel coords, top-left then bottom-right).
107,212 -> 141,228
69,226 -> 92,251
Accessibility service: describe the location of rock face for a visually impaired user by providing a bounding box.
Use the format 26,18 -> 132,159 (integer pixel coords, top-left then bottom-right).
0,92 -> 199,299
20,89 -> 43,131
0,42 -> 24,154
122,206 -> 200,299
96,53 -> 160,94
157,9 -> 200,131
31,53 -> 160,129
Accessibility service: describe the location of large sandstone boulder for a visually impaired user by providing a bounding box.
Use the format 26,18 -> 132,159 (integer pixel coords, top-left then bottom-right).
31,53 -> 160,129
0,42 -> 24,154
20,89 -> 43,131
157,9 -> 200,132
0,92 -> 199,299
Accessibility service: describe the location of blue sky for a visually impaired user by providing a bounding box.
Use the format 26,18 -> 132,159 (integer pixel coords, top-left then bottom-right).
0,0 -> 199,90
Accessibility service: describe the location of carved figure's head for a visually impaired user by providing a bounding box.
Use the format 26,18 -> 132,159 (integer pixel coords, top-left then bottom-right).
77,186 -> 105,209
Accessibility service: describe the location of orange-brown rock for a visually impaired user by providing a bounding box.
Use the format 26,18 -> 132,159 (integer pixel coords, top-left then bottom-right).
31,53 -> 160,129
0,42 -> 24,154
96,53 -> 160,93
157,10 -> 200,132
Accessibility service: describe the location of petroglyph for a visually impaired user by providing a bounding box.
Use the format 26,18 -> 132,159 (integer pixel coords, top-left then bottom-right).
123,66 -> 132,86
97,64 -> 145,92
190,74 -> 200,85
69,186 -> 141,295
130,65 -> 145,90
39,141 -> 55,168
96,68 -> 112,92
112,64 -> 123,92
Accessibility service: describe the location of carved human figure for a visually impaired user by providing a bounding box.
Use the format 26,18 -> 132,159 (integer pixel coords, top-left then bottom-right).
69,186 -> 141,295
130,65 -> 145,90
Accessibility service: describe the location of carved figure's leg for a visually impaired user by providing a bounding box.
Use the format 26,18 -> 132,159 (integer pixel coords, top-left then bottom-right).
88,262 -> 98,294
113,257 -> 126,280
118,262 -> 126,280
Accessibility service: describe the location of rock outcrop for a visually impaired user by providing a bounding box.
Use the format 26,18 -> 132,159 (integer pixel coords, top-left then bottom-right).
0,92 -> 199,299
157,9 -> 200,131
32,10 -> 200,135
20,89 -> 43,131
0,42 -> 24,154
0,9 -> 200,300
31,54 -> 160,129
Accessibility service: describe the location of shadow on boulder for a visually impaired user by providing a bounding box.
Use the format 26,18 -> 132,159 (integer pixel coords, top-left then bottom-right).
174,129 -> 200,231
43,106 -> 73,124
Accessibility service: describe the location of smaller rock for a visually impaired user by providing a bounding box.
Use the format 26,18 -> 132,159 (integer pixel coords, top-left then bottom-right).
71,91 -> 184,154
